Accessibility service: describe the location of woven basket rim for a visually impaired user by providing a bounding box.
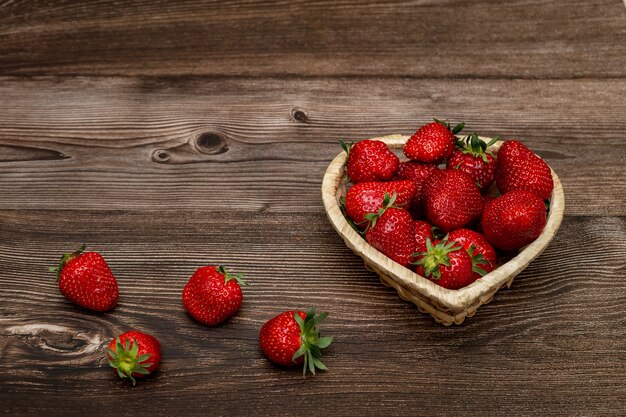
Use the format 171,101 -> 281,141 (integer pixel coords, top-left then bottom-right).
321,134 -> 565,313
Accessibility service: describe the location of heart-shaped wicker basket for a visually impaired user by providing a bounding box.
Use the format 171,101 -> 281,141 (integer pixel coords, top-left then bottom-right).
322,134 -> 565,325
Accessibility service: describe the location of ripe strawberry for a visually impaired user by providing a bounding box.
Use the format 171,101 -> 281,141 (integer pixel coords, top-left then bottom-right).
495,140 -> 554,200
107,330 -> 161,385
395,161 -> 439,218
403,119 -> 464,163
413,238 -> 477,290
423,169 -> 484,232
341,139 -> 399,183
183,265 -> 248,326
413,220 -> 435,253
365,195 -> 417,268
49,245 -> 118,312
447,229 -> 497,277
396,161 -> 439,189
447,133 -> 498,190
343,180 -> 417,227
482,190 -> 547,250
483,194 -> 496,210
259,307 -> 333,376
421,167 -> 446,200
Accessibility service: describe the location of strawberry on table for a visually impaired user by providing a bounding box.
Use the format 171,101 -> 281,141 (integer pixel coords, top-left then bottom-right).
447,133 -> 498,190
107,330 -> 161,386
423,169 -> 484,233
481,190 -> 548,250
495,140 -> 554,200
343,180 -> 417,228
341,139 -> 399,183
413,238 -> 478,290
403,119 -> 464,163
447,228 -> 497,277
49,245 -> 118,312
364,193 -> 418,268
259,307 -> 333,376
183,265 -> 248,326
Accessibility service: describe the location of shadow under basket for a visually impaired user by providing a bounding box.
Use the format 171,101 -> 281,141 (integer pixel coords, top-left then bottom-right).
321,134 -> 565,325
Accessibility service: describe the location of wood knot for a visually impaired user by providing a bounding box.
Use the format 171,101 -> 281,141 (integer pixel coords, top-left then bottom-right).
152,149 -> 170,163
291,108 -> 309,123
5,323 -> 105,359
195,132 -> 229,155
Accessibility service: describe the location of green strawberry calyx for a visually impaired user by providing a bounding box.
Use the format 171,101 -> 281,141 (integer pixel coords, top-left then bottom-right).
412,238 -> 462,280
293,307 -> 333,377
107,337 -> 153,386
456,133 -> 499,163
467,245 -> 490,277
339,140 -> 354,182
48,244 -> 86,281
363,192 -> 399,232
339,140 -> 354,157
217,265 -> 249,286
433,117 -> 465,135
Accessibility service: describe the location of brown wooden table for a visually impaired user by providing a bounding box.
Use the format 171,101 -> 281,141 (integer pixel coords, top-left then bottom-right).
1,1 -> 625,416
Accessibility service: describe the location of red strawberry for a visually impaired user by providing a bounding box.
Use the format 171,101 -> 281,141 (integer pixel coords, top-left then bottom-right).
342,139 -> 399,183
482,190 -> 547,250
421,168 -> 446,201
396,161 -> 439,189
343,180 -> 417,227
413,220 -> 435,253
414,238 -> 477,290
447,133 -> 498,190
423,169 -> 484,232
49,245 -> 118,312
365,195 -> 417,268
395,161 -> 439,218
483,194 -> 496,210
183,265 -> 248,326
107,330 -> 161,385
495,140 -> 554,200
259,307 -> 332,376
403,119 -> 464,163
447,228 -> 497,277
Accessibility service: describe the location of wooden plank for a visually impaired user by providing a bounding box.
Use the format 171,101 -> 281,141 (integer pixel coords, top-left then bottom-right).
0,0 -> 625,78
0,77 -> 624,215
1,1 -> 624,415
0,211 -> 624,416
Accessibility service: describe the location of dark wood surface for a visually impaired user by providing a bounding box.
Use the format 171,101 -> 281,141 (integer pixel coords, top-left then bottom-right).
1,1 -> 625,416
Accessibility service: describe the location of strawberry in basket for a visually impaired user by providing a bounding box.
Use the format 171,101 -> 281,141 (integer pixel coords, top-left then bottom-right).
333,124 -> 556,293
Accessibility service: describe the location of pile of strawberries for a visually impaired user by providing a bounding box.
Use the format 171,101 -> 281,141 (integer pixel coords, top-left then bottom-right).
341,119 -> 554,290
51,249 -> 332,385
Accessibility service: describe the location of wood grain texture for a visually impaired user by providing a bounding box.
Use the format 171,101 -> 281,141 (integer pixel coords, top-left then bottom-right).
1,212 -> 625,416
2,0 -> 626,415
0,77 -> 624,216
0,0 -> 625,78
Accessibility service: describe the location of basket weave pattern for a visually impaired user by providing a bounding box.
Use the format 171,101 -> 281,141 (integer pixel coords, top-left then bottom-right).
322,135 -> 565,325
